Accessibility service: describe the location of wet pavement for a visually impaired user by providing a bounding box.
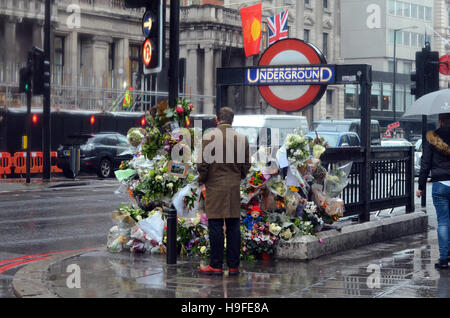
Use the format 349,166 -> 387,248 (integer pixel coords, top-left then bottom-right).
43,228 -> 449,298
2,178 -> 450,298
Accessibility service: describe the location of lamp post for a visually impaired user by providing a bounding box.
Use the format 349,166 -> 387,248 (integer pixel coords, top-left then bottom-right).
393,26 -> 418,124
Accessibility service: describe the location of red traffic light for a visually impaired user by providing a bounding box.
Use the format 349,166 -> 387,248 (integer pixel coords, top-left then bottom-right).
32,114 -> 38,124
90,115 -> 95,125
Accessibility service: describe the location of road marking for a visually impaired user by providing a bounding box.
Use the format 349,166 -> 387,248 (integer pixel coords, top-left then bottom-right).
0,247 -> 99,274
0,256 -> 53,274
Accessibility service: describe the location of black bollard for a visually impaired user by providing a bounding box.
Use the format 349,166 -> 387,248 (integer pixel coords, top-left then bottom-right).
165,205 -> 177,265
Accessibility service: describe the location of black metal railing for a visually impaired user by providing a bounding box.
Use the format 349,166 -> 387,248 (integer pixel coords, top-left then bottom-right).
321,146 -> 415,221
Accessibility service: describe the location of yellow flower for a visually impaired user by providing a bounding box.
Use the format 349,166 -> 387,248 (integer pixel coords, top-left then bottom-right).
200,246 -> 206,254
289,186 -> 299,193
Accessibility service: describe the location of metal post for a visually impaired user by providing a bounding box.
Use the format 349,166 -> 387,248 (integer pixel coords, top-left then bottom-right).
168,0 -> 179,107
359,66 -> 372,223
167,0 -> 180,265
393,30 -> 397,124
406,146 -> 415,213
42,0 -> 51,181
26,90 -> 31,184
421,115 -> 427,207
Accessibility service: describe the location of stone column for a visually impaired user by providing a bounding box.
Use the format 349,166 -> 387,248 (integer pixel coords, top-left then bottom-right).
186,44 -> 198,110
32,20 -> 44,49
203,46 -> 214,114
295,1 -> 304,39
64,31 -> 78,107
115,38 -> 129,91
4,17 -> 17,83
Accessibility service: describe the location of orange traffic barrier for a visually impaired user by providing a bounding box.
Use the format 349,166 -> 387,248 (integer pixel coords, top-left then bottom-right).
13,152 -> 43,174
51,152 -> 63,173
30,152 -> 43,173
13,152 -> 26,174
0,152 -> 12,176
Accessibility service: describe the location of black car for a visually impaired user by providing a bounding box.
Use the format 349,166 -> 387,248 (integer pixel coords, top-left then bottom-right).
57,132 -> 133,178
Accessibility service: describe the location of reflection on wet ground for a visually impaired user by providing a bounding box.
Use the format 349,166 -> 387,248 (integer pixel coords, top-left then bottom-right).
46,229 -> 450,298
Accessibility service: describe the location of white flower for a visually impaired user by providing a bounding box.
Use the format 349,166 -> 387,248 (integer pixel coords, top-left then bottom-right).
136,215 -> 142,221
269,223 -> 281,236
155,175 -> 163,182
200,246 -> 206,254
193,215 -> 201,226
167,182 -> 174,189
281,229 -> 292,240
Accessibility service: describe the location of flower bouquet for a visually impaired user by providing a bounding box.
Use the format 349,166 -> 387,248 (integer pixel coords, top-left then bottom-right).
285,129 -> 311,166
243,220 -> 279,259
127,127 -> 147,148
324,161 -> 353,198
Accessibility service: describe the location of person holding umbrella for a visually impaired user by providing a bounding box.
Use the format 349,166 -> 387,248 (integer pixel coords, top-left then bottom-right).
417,113 -> 450,270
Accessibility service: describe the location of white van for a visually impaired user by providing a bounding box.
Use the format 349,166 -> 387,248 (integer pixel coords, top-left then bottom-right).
232,114 -> 309,150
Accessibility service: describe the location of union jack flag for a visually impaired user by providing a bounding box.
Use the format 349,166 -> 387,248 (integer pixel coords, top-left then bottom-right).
267,10 -> 289,46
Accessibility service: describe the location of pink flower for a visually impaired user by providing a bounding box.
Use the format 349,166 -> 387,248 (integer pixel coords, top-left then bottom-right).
164,145 -> 171,151
189,104 -> 194,110
319,238 -> 324,243
243,246 -> 247,252
176,107 -> 184,114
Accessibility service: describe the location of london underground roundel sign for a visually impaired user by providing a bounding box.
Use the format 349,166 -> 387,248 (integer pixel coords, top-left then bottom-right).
257,39 -> 328,112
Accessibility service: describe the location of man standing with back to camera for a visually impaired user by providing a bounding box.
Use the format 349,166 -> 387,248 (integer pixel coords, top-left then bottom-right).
197,107 -> 251,276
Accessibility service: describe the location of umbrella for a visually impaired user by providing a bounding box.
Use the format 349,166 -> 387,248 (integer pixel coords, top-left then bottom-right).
402,89 -> 450,117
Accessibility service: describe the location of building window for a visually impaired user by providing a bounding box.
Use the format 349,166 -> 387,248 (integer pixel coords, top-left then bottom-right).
54,36 -> 64,86
344,84 -> 358,109
388,60 -> 394,73
403,31 -> 411,46
396,1 -> 403,16
382,83 -> 392,110
403,2 -> 411,18
129,44 -> 140,86
388,0 -> 395,15
418,5 -> 425,20
108,43 -> 115,89
395,84 -> 405,112
304,29 -> 310,42
370,83 -> 381,110
304,0 -> 310,7
323,0 -> 328,10
425,7 -> 432,22
411,4 -> 418,19
326,90 -> 333,105
322,33 -> 328,58
403,61 -> 412,74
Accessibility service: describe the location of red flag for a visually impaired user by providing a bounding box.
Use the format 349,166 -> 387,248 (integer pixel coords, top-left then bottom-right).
240,3 -> 262,57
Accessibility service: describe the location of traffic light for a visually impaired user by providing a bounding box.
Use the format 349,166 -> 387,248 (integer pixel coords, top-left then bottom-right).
411,50 -> 425,99
411,44 -> 440,99
19,66 -> 32,93
141,0 -> 164,73
31,47 -> 45,95
423,50 -> 439,95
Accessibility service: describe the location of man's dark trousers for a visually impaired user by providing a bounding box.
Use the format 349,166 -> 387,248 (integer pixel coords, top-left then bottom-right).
208,218 -> 241,269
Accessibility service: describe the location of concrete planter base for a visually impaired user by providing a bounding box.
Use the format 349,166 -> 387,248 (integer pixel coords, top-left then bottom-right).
275,212 -> 428,260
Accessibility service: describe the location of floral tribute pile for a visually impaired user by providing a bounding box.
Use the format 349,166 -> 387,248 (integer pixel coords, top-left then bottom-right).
107,99 -> 352,261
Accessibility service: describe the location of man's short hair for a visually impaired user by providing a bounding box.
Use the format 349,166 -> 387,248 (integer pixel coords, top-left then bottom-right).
439,113 -> 450,126
217,107 -> 234,124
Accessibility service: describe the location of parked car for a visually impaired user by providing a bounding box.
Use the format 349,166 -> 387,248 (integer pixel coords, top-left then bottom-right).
312,119 -> 381,146
304,131 -> 361,147
232,114 -> 309,153
380,138 -> 412,147
57,132 -> 133,178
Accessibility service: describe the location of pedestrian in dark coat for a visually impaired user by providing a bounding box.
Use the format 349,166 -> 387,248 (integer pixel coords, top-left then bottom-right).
417,113 -> 450,269
197,107 -> 251,275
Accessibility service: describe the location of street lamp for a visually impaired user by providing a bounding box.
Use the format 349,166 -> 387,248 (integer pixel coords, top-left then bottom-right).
393,25 -> 418,124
